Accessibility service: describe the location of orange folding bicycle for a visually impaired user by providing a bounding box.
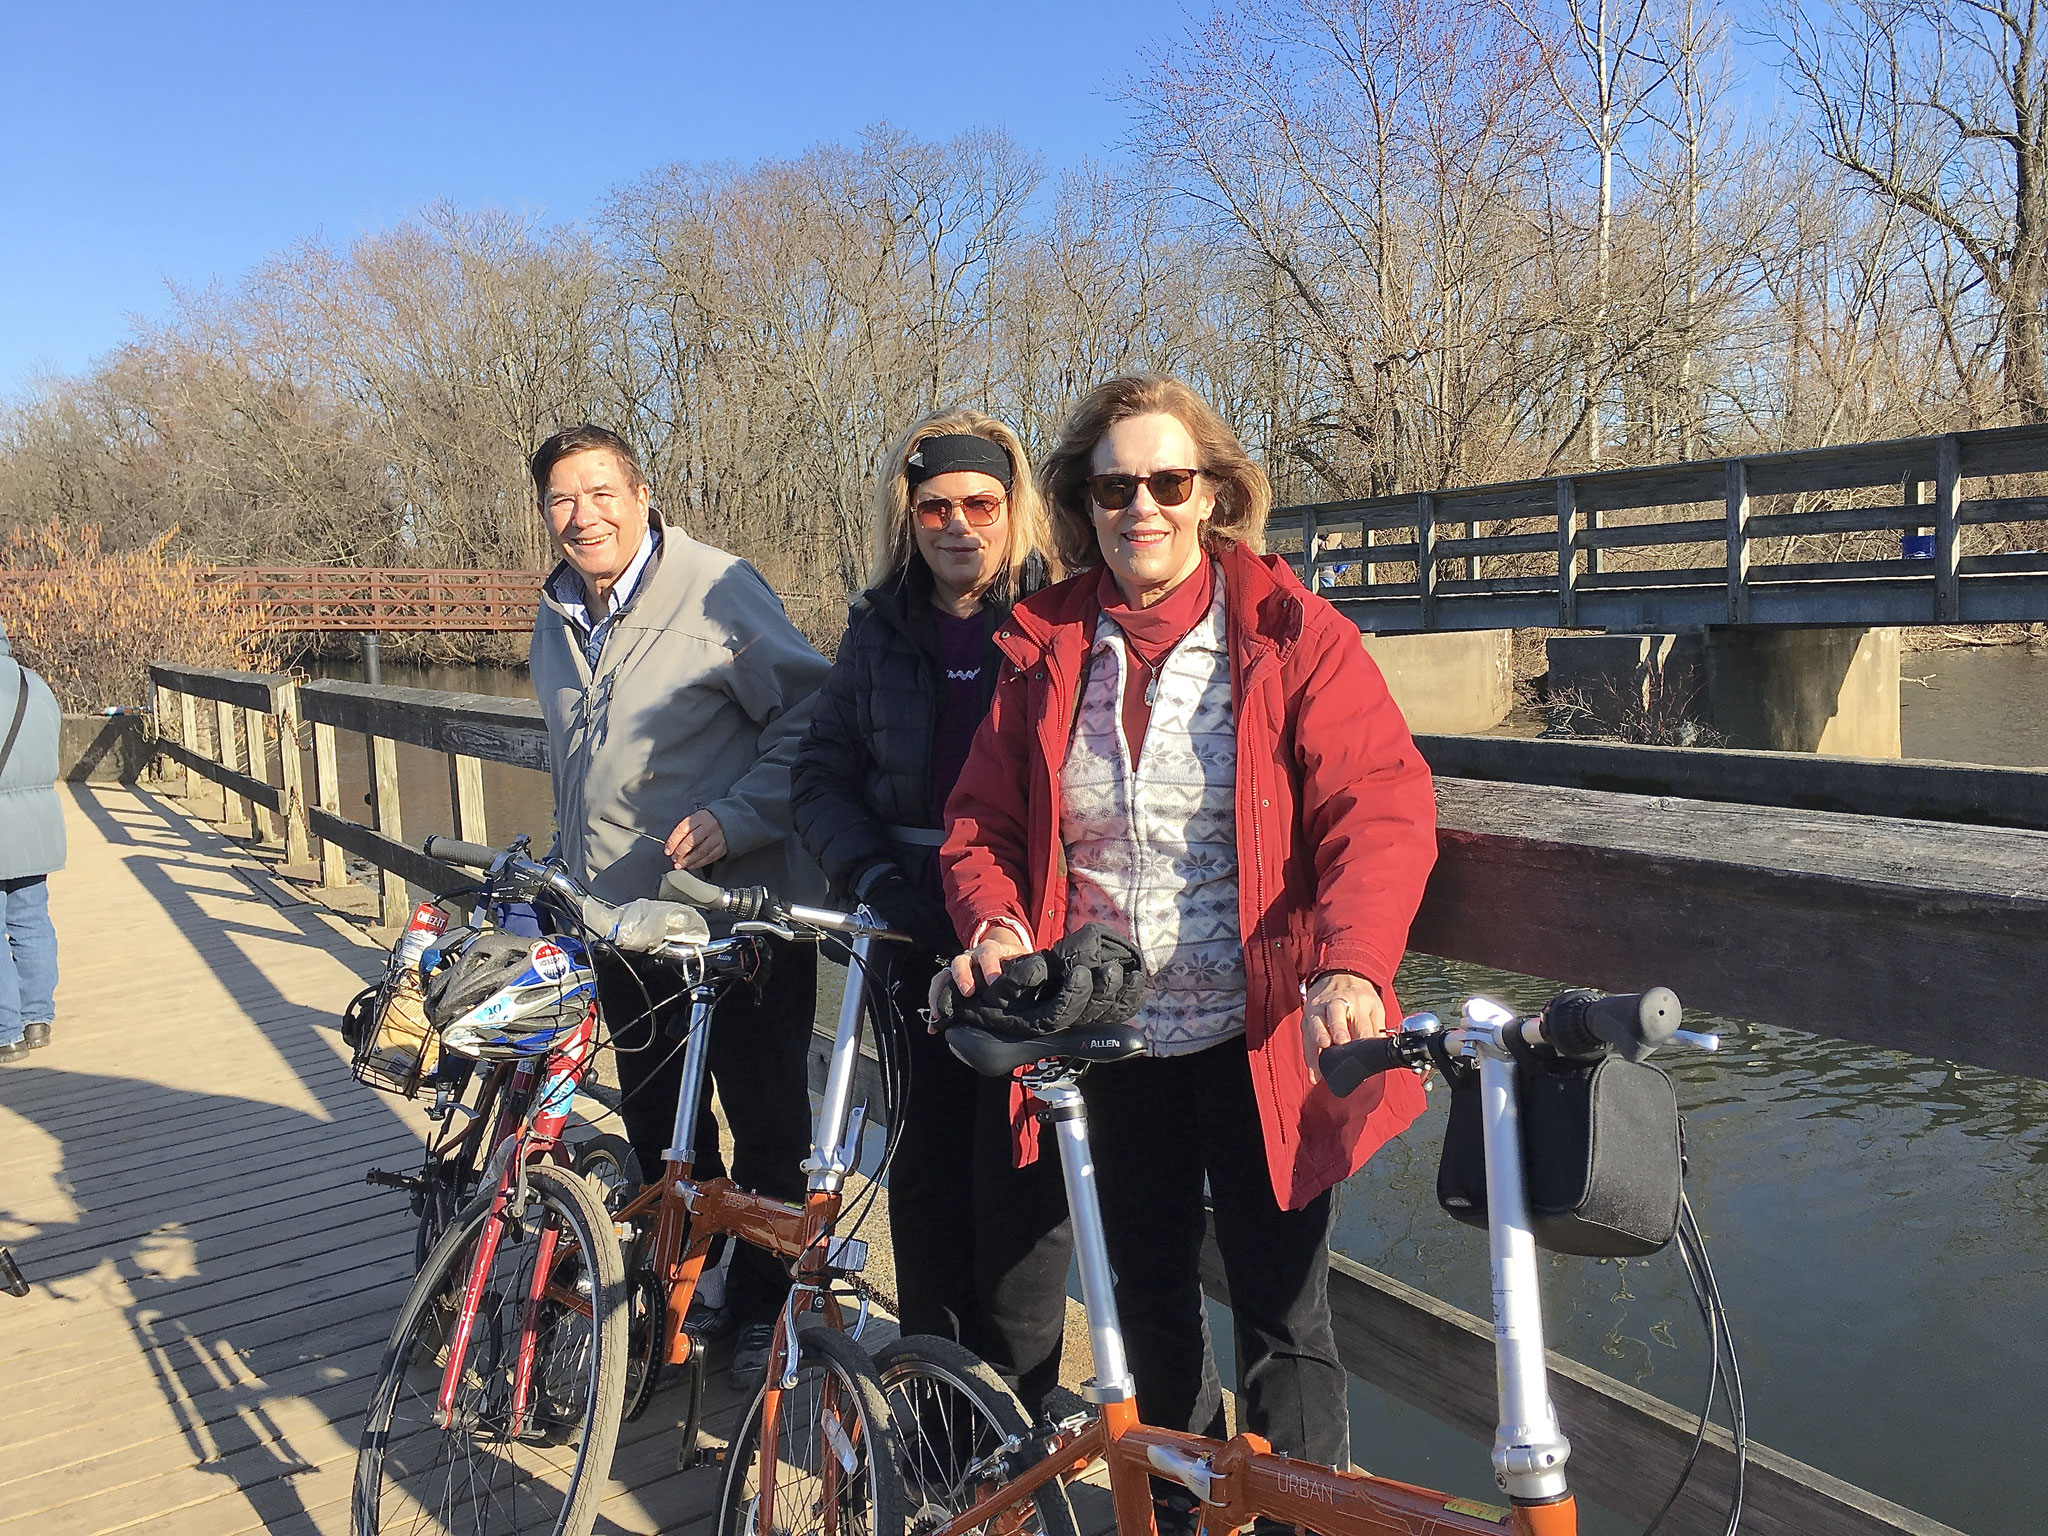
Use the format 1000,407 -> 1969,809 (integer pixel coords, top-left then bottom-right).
878,986 -> 1743,1536
572,860 -> 916,1536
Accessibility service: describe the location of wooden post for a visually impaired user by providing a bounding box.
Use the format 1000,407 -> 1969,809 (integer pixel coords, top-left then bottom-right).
152,683 -> 178,790
1725,459 -> 1751,625
243,704 -> 278,846
275,682 -> 312,866
448,752 -> 488,844
1935,434 -> 1962,622
312,720 -> 346,889
215,697 -> 249,829
1585,502 -> 1603,576
1361,523 -> 1374,588
1301,504 -> 1321,591
1557,477 -> 1581,627
1416,493 -> 1439,628
369,733 -> 409,927
179,692 -> 200,804
1465,517 -> 1478,581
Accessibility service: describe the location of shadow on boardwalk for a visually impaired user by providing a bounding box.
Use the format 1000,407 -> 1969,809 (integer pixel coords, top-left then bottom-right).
0,786 -> 734,1534
0,788 -> 427,1532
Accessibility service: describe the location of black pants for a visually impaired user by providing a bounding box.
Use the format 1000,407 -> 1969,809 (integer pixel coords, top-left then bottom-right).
1080,1037 -> 1347,1470
597,939 -> 817,1327
886,958 -> 1074,1411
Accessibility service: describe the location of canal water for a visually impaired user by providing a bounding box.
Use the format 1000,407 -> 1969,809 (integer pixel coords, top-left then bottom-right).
310,647 -> 2047,1534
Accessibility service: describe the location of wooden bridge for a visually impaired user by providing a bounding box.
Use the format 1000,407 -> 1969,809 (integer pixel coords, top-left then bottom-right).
20,660 -> 2024,1535
1270,421 -> 2048,631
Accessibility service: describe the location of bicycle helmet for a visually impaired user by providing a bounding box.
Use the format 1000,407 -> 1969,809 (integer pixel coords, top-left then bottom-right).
424,931 -> 596,1060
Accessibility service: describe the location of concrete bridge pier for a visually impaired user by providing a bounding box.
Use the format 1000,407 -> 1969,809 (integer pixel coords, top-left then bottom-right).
1547,627 -> 1901,756
1360,630 -> 1515,735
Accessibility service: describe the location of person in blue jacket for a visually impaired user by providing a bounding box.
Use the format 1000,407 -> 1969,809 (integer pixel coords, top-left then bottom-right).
0,621 -> 65,1063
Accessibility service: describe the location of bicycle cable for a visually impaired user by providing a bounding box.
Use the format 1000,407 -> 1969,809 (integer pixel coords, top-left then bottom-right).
1639,1191 -> 1746,1536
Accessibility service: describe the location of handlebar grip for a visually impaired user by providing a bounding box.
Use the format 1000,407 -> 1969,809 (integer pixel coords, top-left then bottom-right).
658,867 -> 772,921
1545,986 -> 1682,1061
1318,1036 -> 1409,1098
423,835 -> 501,872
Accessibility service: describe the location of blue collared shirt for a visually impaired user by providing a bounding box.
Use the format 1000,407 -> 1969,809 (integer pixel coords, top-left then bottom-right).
547,522 -> 661,672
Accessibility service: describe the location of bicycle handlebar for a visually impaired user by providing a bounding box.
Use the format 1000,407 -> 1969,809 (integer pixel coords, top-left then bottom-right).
419,835 -> 906,949
1543,986 -> 1682,1062
1318,986 -> 1702,1098
423,835 -> 501,873
1317,1036 -> 1407,1098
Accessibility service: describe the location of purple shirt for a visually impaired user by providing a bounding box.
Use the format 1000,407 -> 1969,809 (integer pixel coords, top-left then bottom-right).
928,608 -> 988,825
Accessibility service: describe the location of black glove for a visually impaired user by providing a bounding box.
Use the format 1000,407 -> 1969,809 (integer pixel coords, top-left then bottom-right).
935,948 -> 1094,1036
1047,923 -> 1149,1028
857,868 -> 959,961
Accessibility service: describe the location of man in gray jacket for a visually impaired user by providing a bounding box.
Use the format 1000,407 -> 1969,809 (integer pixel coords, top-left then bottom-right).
0,621 -> 65,1064
528,424 -> 829,1385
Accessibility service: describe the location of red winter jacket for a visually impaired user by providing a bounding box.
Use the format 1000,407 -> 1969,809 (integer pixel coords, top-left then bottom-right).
940,540 -> 1438,1211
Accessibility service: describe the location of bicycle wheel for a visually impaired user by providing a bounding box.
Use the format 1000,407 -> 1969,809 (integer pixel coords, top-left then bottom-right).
875,1336 -> 1081,1536
354,1163 -> 629,1536
570,1132 -> 643,1214
571,1133 -> 665,1421
718,1322 -> 909,1536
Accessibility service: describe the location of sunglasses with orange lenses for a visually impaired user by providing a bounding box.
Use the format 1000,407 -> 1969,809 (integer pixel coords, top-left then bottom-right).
1086,468 -> 1206,511
913,493 -> 1006,529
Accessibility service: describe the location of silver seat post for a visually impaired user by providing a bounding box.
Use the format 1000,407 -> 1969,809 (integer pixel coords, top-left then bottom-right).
1470,1016 -> 1572,1501
1030,1075 -> 1135,1403
807,930 -> 874,1192
662,985 -> 718,1169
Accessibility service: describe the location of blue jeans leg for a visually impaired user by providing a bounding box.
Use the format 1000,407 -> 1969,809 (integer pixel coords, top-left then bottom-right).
2,877 -> 58,1046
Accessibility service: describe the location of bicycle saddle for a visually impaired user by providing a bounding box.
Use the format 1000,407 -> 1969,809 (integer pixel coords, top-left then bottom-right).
946,1021 -> 1147,1078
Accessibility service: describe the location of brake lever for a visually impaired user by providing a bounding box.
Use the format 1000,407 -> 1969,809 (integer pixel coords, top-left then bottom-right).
733,919 -> 800,942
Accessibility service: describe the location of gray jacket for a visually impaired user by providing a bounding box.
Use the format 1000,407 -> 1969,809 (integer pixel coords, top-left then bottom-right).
0,623 -> 66,881
530,520 -> 830,907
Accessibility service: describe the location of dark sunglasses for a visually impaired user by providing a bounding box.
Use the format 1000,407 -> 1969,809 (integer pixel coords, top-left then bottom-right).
913,493 -> 1006,529
1086,468 -> 1207,511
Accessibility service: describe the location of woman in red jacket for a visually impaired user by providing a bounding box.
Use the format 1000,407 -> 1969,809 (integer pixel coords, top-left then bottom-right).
937,375 -> 1436,1504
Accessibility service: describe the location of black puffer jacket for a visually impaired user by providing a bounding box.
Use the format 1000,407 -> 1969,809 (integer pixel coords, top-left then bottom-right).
792,554 -> 1046,898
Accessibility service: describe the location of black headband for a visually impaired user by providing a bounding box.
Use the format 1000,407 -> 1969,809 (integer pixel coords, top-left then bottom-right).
905,433 -> 1014,491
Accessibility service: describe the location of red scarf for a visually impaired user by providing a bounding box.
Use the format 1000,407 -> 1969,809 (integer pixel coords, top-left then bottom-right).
1093,558 -> 1216,759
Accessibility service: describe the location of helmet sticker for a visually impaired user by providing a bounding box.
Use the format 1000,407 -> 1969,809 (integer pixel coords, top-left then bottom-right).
531,942 -> 572,983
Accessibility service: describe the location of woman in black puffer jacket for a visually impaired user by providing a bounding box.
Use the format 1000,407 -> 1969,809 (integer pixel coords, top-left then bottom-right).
792,407 -> 1067,1409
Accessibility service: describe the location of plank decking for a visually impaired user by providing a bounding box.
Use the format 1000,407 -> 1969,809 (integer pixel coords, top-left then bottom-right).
0,787 -> 746,1534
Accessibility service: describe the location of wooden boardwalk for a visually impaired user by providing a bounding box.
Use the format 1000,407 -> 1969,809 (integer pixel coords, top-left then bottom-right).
0,787 -> 749,1534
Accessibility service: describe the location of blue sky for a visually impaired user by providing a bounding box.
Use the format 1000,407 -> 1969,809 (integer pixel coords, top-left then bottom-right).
4,1 -> 1189,399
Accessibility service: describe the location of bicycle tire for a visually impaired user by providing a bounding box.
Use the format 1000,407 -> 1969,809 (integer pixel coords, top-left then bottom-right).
353,1163 -> 629,1536
717,1322 -> 909,1536
570,1132 -> 643,1215
875,1335 -> 1081,1536
571,1133 -> 665,1421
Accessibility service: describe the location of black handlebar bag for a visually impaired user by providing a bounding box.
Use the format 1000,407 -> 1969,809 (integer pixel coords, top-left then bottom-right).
1435,1045 -> 1683,1258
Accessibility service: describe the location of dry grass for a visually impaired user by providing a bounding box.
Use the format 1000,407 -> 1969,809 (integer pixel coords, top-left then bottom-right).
1,519 -> 272,710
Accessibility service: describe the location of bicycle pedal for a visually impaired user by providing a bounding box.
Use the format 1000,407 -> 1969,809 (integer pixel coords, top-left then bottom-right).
682,1441 -> 728,1472
365,1168 -> 418,1192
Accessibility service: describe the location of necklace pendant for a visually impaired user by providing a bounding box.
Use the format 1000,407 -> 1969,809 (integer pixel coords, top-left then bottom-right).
1144,675 -> 1159,706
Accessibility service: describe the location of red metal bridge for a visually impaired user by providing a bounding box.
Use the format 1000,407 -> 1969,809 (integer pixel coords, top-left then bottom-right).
205,567 -> 545,633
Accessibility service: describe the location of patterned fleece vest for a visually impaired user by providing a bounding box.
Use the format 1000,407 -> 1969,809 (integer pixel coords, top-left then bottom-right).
1059,585 -> 1246,1056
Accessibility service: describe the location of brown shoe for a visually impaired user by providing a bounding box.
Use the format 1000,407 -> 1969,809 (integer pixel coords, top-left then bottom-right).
0,1041 -> 31,1065
22,1022 -> 49,1050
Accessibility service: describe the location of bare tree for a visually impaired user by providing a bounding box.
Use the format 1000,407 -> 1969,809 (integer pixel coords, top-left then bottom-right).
1776,0 -> 2048,420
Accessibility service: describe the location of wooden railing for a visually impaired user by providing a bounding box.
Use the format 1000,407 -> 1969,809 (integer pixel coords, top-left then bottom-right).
1271,421 -> 2048,631
141,667 -> 2041,1534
